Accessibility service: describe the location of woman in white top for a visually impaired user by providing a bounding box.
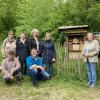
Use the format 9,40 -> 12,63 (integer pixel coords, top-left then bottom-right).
1,31 -> 16,58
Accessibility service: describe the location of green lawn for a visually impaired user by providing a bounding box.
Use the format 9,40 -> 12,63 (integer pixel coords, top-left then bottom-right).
0,76 -> 100,100
0,43 -> 100,100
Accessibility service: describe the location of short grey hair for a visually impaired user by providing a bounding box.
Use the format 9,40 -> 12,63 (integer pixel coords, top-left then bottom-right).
31,28 -> 39,35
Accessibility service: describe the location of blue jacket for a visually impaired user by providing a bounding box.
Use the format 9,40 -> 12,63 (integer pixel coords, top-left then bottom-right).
26,56 -> 44,70
42,40 -> 56,65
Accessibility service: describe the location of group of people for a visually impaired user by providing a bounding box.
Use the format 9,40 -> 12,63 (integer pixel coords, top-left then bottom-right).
1,29 -> 56,87
0,30 -> 99,88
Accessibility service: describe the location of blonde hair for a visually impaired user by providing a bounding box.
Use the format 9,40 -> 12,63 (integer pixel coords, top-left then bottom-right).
31,29 -> 39,35
86,32 -> 94,40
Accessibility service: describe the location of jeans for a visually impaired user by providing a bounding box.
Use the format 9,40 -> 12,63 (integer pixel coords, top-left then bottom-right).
27,69 -> 49,82
86,61 -> 96,85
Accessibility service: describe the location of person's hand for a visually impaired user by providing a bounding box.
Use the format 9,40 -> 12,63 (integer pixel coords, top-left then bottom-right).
84,53 -> 90,57
10,76 -> 14,79
38,66 -> 45,70
52,58 -> 56,63
10,70 -> 14,76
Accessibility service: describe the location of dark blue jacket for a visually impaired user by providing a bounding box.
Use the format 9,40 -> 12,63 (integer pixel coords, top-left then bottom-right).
16,39 -> 30,61
42,40 -> 56,65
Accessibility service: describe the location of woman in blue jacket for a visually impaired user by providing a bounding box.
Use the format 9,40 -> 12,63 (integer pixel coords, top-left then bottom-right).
42,32 -> 56,76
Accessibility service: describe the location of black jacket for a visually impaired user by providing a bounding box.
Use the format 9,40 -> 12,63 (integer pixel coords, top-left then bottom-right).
16,39 -> 30,61
29,37 -> 42,57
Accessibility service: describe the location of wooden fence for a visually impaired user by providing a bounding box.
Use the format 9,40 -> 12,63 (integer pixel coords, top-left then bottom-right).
54,47 -> 100,80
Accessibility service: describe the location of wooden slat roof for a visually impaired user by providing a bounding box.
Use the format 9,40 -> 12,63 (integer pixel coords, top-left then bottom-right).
59,25 -> 88,30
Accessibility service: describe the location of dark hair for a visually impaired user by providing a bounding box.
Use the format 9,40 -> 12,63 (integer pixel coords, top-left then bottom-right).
8,31 -> 14,35
8,50 -> 16,55
31,48 -> 37,52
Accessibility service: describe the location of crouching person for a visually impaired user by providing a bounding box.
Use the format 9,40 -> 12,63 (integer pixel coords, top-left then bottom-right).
26,48 -> 49,87
1,50 -> 22,85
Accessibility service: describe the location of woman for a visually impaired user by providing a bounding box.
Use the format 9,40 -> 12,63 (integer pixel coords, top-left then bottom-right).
29,28 -> 42,57
82,32 -> 99,87
16,33 -> 29,74
42,32 -> 56,76
1,31 -> 16,58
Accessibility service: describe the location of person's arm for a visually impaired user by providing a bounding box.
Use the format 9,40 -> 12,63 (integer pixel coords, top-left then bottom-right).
16,39 -> 19,57
89,40 -> 100,57
82,41 -> 88,57
37,58 -> 45,70
26,57 -> 39,70
1,39 -> 7,57
2,60 -> 11,77
52,42 -> 56,61
29,38 -> 32,54
11,58 -> 21,72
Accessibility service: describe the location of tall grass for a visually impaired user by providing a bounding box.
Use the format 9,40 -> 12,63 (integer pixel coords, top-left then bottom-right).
0,43 -> 100,80
54,47 -> 100,80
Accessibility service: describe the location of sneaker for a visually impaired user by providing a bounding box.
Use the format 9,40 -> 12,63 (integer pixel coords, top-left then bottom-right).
32,80 -> 38,87
90,84 -> 95,88
87,82 -> 92,86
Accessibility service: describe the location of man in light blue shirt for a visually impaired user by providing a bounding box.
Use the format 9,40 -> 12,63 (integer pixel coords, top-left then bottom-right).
26,48 -> 49,87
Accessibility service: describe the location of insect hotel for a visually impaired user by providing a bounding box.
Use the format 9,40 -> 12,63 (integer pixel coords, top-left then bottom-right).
59,25 -> 88,60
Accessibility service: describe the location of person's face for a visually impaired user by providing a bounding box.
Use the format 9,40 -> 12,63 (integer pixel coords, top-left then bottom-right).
87,33 -> 94,41
8,32 -> 14,39
45,33 -> 51,40
8,53 -> 15,60
20,33 -> 26,39
32,32 -> 38,37
31,49 -> 37,58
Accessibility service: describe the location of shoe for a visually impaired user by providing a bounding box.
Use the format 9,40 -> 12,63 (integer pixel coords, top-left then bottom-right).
32,80 -> 38,87
16,80 -> 22,86
16,73 -> 22,86
87,82 -> 92,86
90,84 -> 95,88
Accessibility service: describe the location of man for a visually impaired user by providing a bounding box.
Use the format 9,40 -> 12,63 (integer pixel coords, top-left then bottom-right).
1,50 -> 22,85
26,48 -> 49,87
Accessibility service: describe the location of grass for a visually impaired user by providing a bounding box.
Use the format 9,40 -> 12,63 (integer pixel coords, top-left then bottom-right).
0,42 -> 100,100
0,76 -> 100,100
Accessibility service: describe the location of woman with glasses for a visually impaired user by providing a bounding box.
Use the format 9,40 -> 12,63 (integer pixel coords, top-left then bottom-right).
1,31 -> 16,58
16,32 -> 29,74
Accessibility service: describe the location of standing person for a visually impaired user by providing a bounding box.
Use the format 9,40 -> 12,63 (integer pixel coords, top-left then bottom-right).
26,48 -> 49,87
82,32 -> 99,87
42,32 -> 56,76
1,50 -> 22,85
29,29 -> 42,57
1,31 -> 16,58
16,32 -> 29,74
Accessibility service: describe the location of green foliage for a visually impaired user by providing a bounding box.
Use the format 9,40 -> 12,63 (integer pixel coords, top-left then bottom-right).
0,0 -> 100,39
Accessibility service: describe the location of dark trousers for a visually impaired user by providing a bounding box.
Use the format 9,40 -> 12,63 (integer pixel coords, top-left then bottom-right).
4,69 -> 22,83
19,59 -> 27,75
47,63 -> 53,76
27,69 -> 49,82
